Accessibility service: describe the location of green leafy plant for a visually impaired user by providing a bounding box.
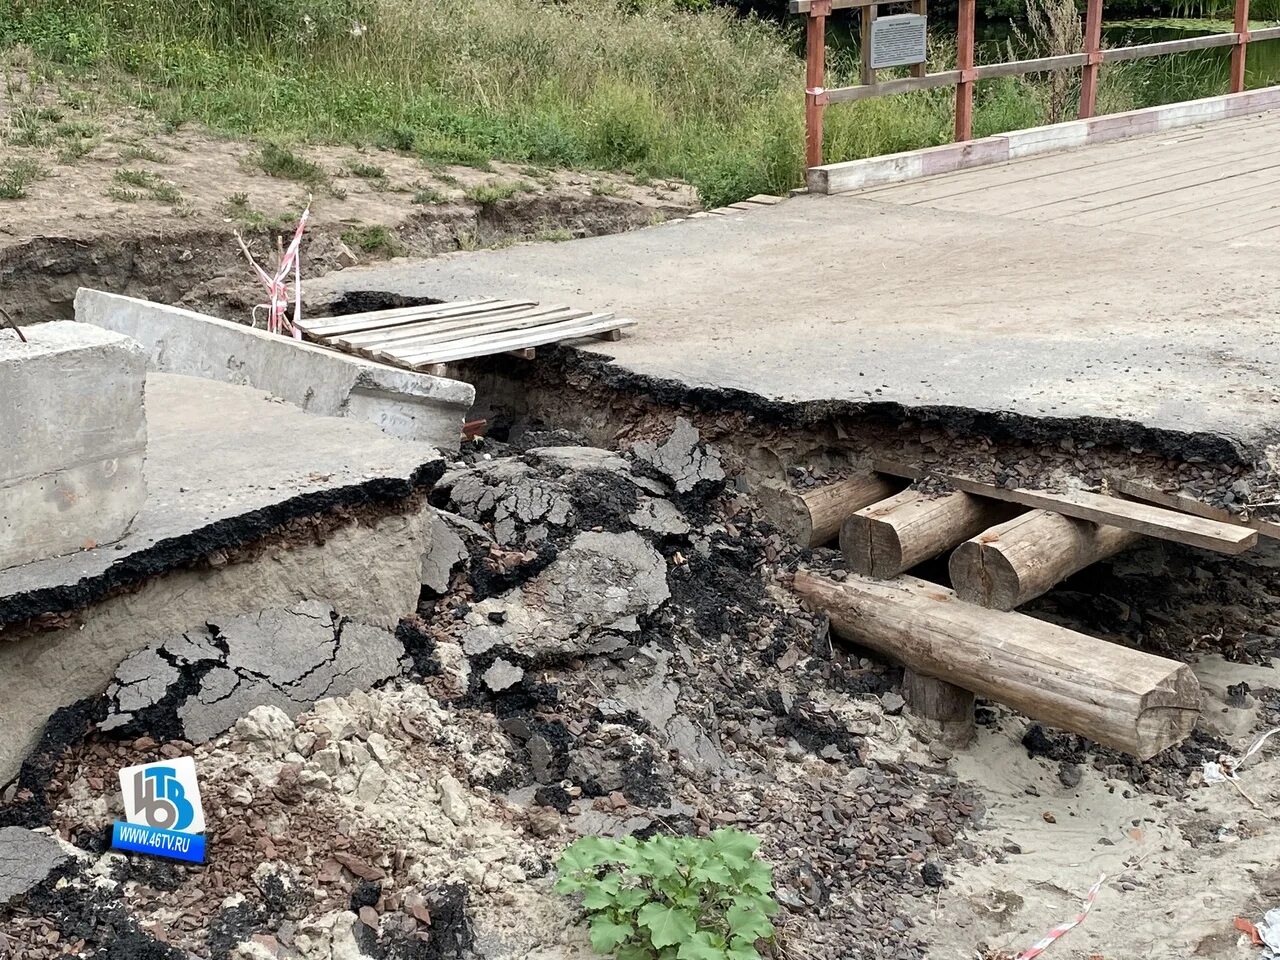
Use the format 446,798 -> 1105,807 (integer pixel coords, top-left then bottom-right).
556,829 -> 778,960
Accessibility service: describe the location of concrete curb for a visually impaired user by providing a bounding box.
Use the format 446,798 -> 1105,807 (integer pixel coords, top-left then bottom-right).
808,85 -> 1280,194
75,289 -> 475,451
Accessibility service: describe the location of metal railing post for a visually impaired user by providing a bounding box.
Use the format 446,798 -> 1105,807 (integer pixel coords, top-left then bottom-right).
1231,0 -> 1250,93
954,0 -> 976,141
1079,0 -> 1104,118
805,0 -> 831,169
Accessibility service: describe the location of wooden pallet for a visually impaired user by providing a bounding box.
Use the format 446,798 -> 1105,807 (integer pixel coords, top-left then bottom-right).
689,193 -> 785,219
296,298 -> 634,370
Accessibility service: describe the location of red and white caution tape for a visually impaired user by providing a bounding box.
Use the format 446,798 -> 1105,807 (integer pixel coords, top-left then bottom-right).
1015,874 -> 1106,960
236,205 -> 311,339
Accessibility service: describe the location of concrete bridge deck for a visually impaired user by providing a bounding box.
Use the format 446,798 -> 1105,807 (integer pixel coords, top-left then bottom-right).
316,108 -> 1280,462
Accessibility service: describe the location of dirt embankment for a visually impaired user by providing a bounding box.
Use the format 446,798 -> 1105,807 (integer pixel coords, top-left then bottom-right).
1,420 -> 1278,960
0,86 -> 698,325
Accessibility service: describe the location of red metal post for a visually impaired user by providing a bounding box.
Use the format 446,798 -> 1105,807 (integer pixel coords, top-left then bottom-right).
1078,0 -> 1104,119
954,0 -> 976,141
805,0 -> 831,169
1231,0 -> 1250,93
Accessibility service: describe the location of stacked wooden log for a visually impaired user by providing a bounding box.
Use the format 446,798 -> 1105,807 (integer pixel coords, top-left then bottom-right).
792,572 -> 1200,759
772,462 -> 1263,758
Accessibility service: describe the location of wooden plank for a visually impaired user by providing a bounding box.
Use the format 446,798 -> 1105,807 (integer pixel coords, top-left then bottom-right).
873,461 -> 1257,554
386,315 -> 633,366
973,52 -> 1088,80
792,572 -> 1200,759
346,307 -> 592,356
298,298 -> 503,336
392,314 -> 630,365
1111,477 -> 1280,540
826,71 -> 961,104
1101,32 -> 1239,64
744,194 -> 783,205
790,0 -> 876,11
333,304 -> 579,349
297,298 -> 497,335
301,299 -> 528,338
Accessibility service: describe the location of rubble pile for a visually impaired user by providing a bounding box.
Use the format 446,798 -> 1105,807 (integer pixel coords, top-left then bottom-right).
0,421 -> 989,960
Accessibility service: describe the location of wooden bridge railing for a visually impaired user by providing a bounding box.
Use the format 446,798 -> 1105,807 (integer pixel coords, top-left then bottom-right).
794,0 -> 1280,168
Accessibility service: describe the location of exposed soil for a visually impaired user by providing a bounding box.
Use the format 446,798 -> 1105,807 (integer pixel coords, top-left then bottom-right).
2,423 -> 1278,960
0,72 -> 698,326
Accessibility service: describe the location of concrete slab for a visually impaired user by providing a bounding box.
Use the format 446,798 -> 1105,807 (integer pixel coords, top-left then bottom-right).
0,372 -> 442,629
0,826 -> 71,904
75,289 -> 475,451
1,322 -> 146,571
0,372 -> 444,781
312,111 -> 1280,464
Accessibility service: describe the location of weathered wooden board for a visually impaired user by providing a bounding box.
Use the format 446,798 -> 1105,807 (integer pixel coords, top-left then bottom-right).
873,461 -> 1256,554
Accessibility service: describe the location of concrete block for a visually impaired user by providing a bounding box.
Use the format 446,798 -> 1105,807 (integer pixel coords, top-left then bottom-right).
0,322 -> 146,571
75,289 -> 475,451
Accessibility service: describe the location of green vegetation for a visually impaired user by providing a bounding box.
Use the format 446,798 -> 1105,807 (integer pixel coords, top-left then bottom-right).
348,160 -> 386,179
0,0 -> 1254,205
111,167 -> 183,204
411,186 -> 447,205
119,143 -> 168,162
341,223 -> 400,254
0,158 -> 46,199
555,829 -> 778,960
464,180 -> 529,205
253,142 -> 327,186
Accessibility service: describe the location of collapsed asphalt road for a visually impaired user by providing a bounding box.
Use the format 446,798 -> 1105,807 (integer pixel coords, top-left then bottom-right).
0,420 -> 1276,960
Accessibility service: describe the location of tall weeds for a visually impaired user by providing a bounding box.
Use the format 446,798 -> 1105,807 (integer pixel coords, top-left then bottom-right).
0,0 -> 1200,204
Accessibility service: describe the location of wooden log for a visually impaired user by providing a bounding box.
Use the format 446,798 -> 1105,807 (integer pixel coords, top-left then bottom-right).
759,475 -> 901,547
792,571 -> 1200,758
875,461 -> 1257,554
903,669 -> 975,747
841,488 -> 1016,578
949,510 -> 1141,611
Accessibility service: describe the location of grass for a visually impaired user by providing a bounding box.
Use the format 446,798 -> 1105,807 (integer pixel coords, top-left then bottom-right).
57,137 -> 95,162
348,161 -> 386,179
111,167 -> 183,204
120,143 -> 168,163
0,0 -> 1210,205
253,142 -> 327,186
341,223 -> 400,255
411,186 -> 447,204
0,157 -> 45,198
464,180 -> 528,205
